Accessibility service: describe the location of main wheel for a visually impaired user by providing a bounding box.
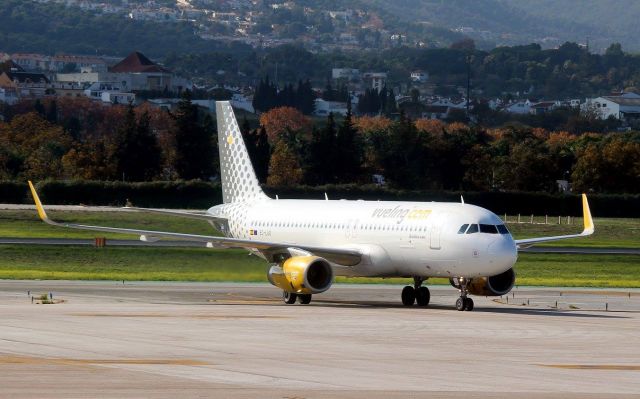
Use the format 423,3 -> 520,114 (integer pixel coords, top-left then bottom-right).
401,286 -> 416,306
298,294 -> 312,304
464,297 -> 474,311
455,297 -> 466,311
283,291 -> 297,304
415,286 -> 430,306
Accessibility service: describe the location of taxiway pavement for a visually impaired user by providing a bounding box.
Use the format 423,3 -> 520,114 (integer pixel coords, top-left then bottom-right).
0,281 -> 639,398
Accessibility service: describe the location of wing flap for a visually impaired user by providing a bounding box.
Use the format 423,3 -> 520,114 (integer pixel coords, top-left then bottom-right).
515,194 -> 594,249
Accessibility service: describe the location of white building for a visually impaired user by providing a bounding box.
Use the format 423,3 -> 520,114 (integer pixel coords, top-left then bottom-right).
410,70 -> 429,83
314,98 -> 348,116
101,91 -> 136,105
504,100 -> 531,114
332,68 -> 359,81
0,87 -> 18,105
363,72 -> 387,93
582,92 -> 640,120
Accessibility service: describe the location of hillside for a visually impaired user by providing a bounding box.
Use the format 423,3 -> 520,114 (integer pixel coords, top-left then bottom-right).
368,0 -> 640,52
0,0 -> 248,57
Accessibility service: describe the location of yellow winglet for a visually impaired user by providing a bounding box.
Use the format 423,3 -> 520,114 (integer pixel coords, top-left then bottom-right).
582,193 -> 594,235
28,181 -> 49,222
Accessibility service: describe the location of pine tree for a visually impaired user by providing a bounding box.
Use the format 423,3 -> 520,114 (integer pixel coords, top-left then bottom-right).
254,126 -> 271,183
133,110 -> 162,181
335,98 -> 362,182
113,104 -> 137,181
307,113 -> 337,184
34,99 -> 45,116
172,90 -> 215,180
46,99 -> 58,123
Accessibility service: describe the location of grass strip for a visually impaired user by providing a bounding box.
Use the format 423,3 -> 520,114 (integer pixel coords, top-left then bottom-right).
0,245 -> 638,288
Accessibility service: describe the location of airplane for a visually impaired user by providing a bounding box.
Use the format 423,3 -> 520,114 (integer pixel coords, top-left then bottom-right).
27,101 -> 595,311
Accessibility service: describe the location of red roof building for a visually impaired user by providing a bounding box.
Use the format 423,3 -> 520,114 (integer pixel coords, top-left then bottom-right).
109,51 -> 171,74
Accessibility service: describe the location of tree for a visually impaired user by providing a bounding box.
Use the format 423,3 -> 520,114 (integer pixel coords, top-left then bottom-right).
254,126 -> 271,183
307,113 -> 337,184
132,110 -> 162,181
0,112 -> 71,179
113,104 -> 138,181
259,106 -> 311,141
171,90 -> 215,180
334,99 -> 362,183
267,139 -> 303,186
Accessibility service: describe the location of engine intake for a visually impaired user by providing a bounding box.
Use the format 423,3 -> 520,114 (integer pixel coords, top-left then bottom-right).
268,256 -> 333,294
465,268 -> 516,296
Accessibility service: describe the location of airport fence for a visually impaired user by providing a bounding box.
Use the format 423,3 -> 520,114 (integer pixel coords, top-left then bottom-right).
1,180 -> 638,217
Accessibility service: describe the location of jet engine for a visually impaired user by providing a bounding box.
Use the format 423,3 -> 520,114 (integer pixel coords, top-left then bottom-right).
451,268 -> 516,296
267,256 -> 334,294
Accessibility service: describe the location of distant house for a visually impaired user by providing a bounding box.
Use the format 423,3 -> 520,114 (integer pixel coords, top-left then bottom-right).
0,60 -> 50,99
109,51 -> 177,91
529,101 -> 559,115
84,82 -> 134,104
583,92 -> 640,120
504,100 -> 531,114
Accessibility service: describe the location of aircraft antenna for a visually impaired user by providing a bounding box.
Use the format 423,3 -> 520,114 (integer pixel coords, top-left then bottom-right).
324,193 -> 329,200
461,195 -> 465,204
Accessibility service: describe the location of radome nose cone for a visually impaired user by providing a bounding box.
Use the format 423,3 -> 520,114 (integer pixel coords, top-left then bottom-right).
488,238 -> 518,270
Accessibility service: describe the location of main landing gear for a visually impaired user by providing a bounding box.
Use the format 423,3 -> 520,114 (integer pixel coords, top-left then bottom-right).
451,277 -> 474,311
401,277 -> 430,307
282,291 -> 312,305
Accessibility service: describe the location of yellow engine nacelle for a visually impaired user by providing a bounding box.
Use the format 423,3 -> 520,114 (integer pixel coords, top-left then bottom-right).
465,268 -> 516,296
267,256 -> 334,294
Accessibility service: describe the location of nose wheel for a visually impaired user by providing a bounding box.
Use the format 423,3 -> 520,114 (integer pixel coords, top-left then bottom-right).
452,277 -> 474,311
455,296 -> 474,311
401,277 -> 430,307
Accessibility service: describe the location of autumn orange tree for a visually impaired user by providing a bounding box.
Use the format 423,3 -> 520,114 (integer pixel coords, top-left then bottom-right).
267,139 -> 303,186
259,106 -> 311,141
0,112 -> 71,179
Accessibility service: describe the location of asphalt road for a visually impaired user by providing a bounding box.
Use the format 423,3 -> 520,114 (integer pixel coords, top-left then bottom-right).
0,281 -> 639,398
0,237 -> 637,254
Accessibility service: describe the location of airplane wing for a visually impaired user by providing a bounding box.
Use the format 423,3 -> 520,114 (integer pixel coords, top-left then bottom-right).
515,194 -> 594,249
28,182 -> 361,266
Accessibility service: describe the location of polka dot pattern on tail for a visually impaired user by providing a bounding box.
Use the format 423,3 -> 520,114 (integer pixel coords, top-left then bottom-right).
216,101 -> 269,205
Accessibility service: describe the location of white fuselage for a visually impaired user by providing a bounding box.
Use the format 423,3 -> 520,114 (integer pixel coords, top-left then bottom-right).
208,199 -> 518,279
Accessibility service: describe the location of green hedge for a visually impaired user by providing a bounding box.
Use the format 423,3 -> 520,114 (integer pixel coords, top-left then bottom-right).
34,180 -> 221,209
2,180 -> 638,217
0,181 -> 29,204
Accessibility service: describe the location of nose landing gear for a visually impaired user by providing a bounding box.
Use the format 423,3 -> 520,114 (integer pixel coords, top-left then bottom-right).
452,277 -> 474,311
401,277 -> 430,307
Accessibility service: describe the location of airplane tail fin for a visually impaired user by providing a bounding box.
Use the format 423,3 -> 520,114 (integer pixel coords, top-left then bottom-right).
216,101 -> 269,204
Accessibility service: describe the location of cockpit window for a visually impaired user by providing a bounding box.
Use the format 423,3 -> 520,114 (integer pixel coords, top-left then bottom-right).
466,224 -> 479,234
457,224 -> 469,234
497,224 -> 510,235
479,224 -> 499,234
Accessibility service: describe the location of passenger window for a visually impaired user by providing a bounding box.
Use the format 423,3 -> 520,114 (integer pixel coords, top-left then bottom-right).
466,224 -> 479,234
497,224 -> 510,234
479,224 -> 498,234
457,224 -> 469,234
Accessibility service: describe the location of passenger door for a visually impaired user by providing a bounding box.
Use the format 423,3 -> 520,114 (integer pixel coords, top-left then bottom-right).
430,212 -> 447,250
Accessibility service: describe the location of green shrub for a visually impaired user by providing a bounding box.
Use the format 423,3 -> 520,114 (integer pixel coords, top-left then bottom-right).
4,180 -> 639,217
